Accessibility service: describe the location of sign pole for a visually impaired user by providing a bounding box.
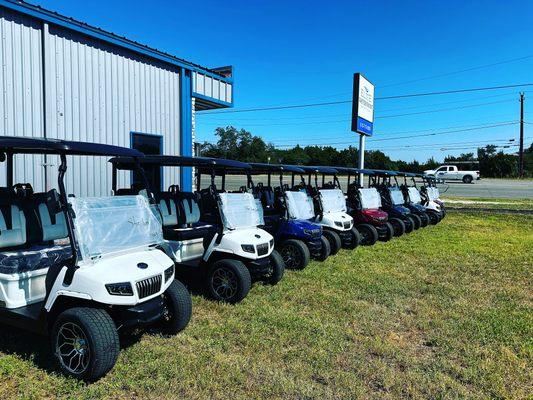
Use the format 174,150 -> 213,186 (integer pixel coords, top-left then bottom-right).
358,134 -> 365,187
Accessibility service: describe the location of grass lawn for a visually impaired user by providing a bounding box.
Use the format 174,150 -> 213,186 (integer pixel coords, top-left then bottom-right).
442,196 -> 533,211
0,212 -> 531,399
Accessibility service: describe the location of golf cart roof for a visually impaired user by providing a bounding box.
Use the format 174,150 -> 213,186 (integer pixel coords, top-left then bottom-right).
248,163 -> 305,174
370,169 -> 398,176
110,155 -> 250,170
0,136 -> 143,157
333,166 -> 376,176
396,171 -> 418,177
297,165 -> 339,174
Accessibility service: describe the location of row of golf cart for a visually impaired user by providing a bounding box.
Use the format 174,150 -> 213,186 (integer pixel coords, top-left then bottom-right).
0,136 -> 445,381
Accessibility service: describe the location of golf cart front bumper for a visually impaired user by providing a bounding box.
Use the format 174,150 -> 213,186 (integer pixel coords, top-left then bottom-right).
338,230 -> 356,247
374,223 -> 390,238
246,256 -> 271,278
112,295 -> 165,329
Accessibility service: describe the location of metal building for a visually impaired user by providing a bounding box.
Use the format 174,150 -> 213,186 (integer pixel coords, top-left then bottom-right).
0,0 -> 233,195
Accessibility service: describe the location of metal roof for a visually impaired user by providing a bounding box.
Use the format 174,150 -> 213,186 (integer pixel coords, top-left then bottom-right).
110,155 -> 250,170
0,136 -> 143,157
1,0 -> 231,83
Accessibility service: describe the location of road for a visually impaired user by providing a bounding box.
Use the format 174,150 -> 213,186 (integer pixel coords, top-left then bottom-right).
436,178 -> 533,199
221,175 -> 532,199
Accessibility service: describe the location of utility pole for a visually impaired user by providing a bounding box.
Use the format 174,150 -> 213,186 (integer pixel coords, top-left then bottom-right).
519,92 -> 525,178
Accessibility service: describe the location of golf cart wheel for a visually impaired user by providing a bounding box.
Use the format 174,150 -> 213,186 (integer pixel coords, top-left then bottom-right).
159,280 -> 192,335
323,230 -> 342,255
343,227 -> 361,250
419,213 -> 429,228
51,307 -> 119,381
279,239 -> 310,270
428,212 -> 439,225
315,236 -> 331,261
265,250 -> 285,285
404,216 -> 414,233
207,259 -> 251,304
379,222 -> 394,242
389,218 -> 405,237
357,224 -> 379,246
410,214 -> 422,230
462,175 -> 473,184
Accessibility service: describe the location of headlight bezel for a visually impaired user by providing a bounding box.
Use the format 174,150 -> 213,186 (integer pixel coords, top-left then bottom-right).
105,282 -> 134,296
241,244 -> 255,253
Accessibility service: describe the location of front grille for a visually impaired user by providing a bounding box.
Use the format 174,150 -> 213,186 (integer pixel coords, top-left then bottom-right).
136,275 -> 162,299
257,243 -> 269,256
343,221 -> 351,229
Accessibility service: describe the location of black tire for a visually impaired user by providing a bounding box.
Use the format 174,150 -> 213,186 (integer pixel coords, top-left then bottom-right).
463,175 -> 473,184
51,307 -> 119,381
403,216 -> 414,233
159,280 -> 192,335
389,218 -> 405,237
207,259 -> 251,304
357,224 -> 378,246
279,239 -> 310,270
378,222 -> 394,242
410,214 -> 421,230
342,227 -> 361,249
314,236 -> 331,261
419,212 -> 429,228
427,211 -> 439,225
323,229 -> 342,255
264,249 -> 285,285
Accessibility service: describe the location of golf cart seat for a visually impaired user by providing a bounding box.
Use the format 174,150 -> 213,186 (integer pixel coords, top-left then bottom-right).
156,191 -> 214,242
0,188 -> 27,249
0,187 -> 72,274
254,183 -> 277,213
33,190 -> 68,242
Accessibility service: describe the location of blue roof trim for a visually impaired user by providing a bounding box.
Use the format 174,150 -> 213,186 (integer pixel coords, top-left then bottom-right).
0,0 -> 232,84
193,92 -> 233,108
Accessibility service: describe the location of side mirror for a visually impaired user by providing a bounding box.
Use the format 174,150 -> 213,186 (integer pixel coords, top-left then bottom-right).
0,153 -> 5,162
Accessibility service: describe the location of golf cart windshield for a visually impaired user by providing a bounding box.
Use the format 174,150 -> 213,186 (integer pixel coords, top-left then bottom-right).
407,187 -> 422,204
285,191 -> 315,219
428,187 -> 439,201
389,187 -> 405,205
70,195 -> 163,261
319,189 -> 347,213
359,188 -> 382,209
218,192 -> 264,230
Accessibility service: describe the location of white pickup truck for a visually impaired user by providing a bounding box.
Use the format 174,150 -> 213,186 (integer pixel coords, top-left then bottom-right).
424,165 -> 480,183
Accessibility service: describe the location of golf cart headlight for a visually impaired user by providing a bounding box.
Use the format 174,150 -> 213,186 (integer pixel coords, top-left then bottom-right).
241,244 -> 255,253
164,265 -> 174,282
334,221 -> 343,227
105,282 -> 133,296
269,239 -> 274,248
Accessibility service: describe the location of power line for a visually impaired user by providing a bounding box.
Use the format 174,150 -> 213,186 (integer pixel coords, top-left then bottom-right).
268,122 -> 518,148
199,83 -> 533,115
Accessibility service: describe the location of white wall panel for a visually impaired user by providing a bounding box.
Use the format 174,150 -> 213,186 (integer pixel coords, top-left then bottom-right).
44,26 -> 181,196
0,8 -> 45,190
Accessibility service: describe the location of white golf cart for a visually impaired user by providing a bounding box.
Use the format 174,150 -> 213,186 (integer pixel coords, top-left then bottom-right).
290,166 -> 360,255
419,174 -> 445,223
110,156 -> 284,304
0,137 -> 191,381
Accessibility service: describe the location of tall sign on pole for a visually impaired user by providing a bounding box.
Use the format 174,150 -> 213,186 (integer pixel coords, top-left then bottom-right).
351,73 -> 375,185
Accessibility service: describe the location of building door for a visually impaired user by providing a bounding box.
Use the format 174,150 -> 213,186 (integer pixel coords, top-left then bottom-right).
131,132 -> 163,192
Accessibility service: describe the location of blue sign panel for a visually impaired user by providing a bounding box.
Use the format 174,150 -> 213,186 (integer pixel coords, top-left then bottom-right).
357,117 -> 373,136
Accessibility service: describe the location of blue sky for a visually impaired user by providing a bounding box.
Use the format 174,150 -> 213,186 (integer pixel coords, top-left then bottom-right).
36,0 -> 533,162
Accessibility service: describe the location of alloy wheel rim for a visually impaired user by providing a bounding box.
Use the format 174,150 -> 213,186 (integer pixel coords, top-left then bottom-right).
281,244 -> 299,268
212,267 -> 238,300
56,322 -> 90,374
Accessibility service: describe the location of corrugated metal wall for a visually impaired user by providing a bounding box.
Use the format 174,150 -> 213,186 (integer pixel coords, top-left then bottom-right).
193,71 -> 232,104
0,8 -> 46,190
1,8 -> 182,196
